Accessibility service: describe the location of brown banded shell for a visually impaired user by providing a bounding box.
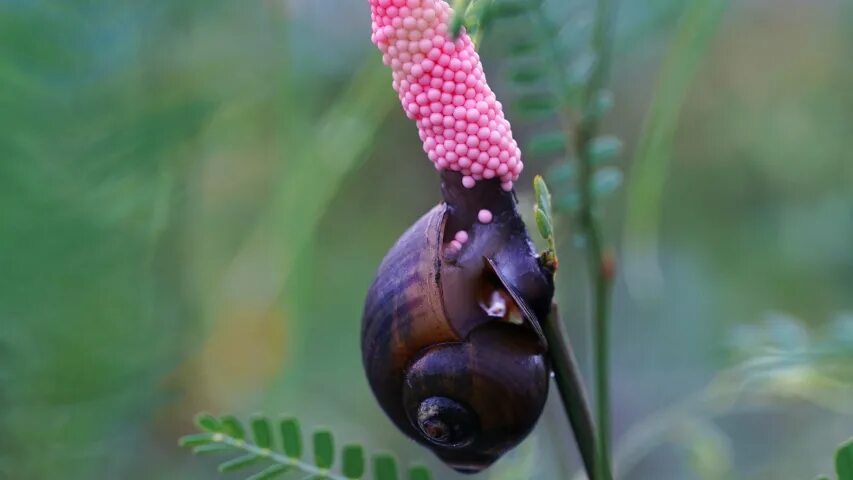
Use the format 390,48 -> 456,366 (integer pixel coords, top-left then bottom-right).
361,173 -> 555,473
362,204 -> 456,436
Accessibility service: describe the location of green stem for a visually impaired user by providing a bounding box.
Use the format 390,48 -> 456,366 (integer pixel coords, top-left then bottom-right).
533,0 -> 618,477
543,305 -> 600,479
576,0 -> 617,478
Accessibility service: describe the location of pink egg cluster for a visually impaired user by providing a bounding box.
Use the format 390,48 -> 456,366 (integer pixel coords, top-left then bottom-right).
369,0 -> 523,190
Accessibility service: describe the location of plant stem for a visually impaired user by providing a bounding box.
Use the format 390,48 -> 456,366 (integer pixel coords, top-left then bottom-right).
533,0 -> 618,476
543,304 -> 600,479
576,0 -> 617,479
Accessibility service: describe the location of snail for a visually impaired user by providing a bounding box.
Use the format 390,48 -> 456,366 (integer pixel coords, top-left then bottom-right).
361,171 -> 555,473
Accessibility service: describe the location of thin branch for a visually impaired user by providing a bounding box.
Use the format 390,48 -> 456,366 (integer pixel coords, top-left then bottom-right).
575,0 -> 618,479
543,304 -> 600,479
529,0 -> 618,477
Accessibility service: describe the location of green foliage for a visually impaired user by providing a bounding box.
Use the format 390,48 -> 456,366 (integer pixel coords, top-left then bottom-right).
313,430 -> 335,470
514,93 -> 559,118
725,314 -> 853,412
280,418 -> 304,459
591,166 -> 623,198
180,413 -> 432,480
586,135 -> 623,164
220,454 -> 264,473
252,415 -> 274,449
407,466 -> 432,480
450,0 -> 543,43
342,445 -> 366,479
526,131 -> 568,157
372,455 -> 400,480
622,0 -> 728,298
1,1 -> 847,479
587,90 -> 615,121
477,0 -> 626,224
815,438 -> 853,480
838,438 -> 853,480
611,314 -> 853,479
0,3 -> 401,477
223,415 -> 247,440
533,176 -> 554,240
533,176 -> 558,270
508,64 -> 547,85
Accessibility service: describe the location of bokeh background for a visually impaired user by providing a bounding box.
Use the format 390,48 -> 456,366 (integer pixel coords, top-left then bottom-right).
1,0 -> 852,479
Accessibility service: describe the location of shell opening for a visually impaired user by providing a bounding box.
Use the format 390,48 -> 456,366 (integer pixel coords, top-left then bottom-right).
478,287 -> 523,325
482,290 -> 506,318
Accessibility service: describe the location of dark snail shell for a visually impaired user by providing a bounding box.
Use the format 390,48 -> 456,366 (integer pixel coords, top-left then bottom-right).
362,172 -> 555,473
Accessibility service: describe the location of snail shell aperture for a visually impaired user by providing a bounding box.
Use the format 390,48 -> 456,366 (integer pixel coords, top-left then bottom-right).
361,171 -> 555,473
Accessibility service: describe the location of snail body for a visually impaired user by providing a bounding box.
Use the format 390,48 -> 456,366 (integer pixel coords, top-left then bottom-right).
362,172 -> 555,473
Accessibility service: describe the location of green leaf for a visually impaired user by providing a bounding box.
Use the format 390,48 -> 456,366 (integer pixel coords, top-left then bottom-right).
251,415 -> 274,449
487,0 -> 535,19
837,438 -> 853,480
178,433 -> 215,448
556,192 -> 580,211
313,430 -> 335,470
220,415 -> 245,440
373,454 -> 400,480
508,38 -> 539,56
567,51 -> 596,86
548,163 -> 575,183
450,14 -> 466,38
192,444 -> 231,455
247,464 -> 291,480
342,444 -> 366,479
526,132 -> 567,157
514,94 -> 556,118
508,65 -> 545,85
586,135 -> 623,163
279,417 -> 303,458
218,454 -> 262,473
408,465 -> 432,480
449,0 -> 472,38
592,167 -> 623,197
195,412 -> 222,432
534,207 -> 552,240
588,89 -> 615,119
533,175 -> 552,213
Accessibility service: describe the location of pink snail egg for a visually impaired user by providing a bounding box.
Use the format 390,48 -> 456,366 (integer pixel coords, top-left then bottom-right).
369,0 -> 523,189
478,209 -> 493,224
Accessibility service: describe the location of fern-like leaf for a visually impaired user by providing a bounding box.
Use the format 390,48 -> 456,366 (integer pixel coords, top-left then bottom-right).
179,413 -> 432,480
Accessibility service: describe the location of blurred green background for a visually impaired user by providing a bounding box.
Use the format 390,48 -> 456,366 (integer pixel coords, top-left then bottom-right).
1,0 -> 851,479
